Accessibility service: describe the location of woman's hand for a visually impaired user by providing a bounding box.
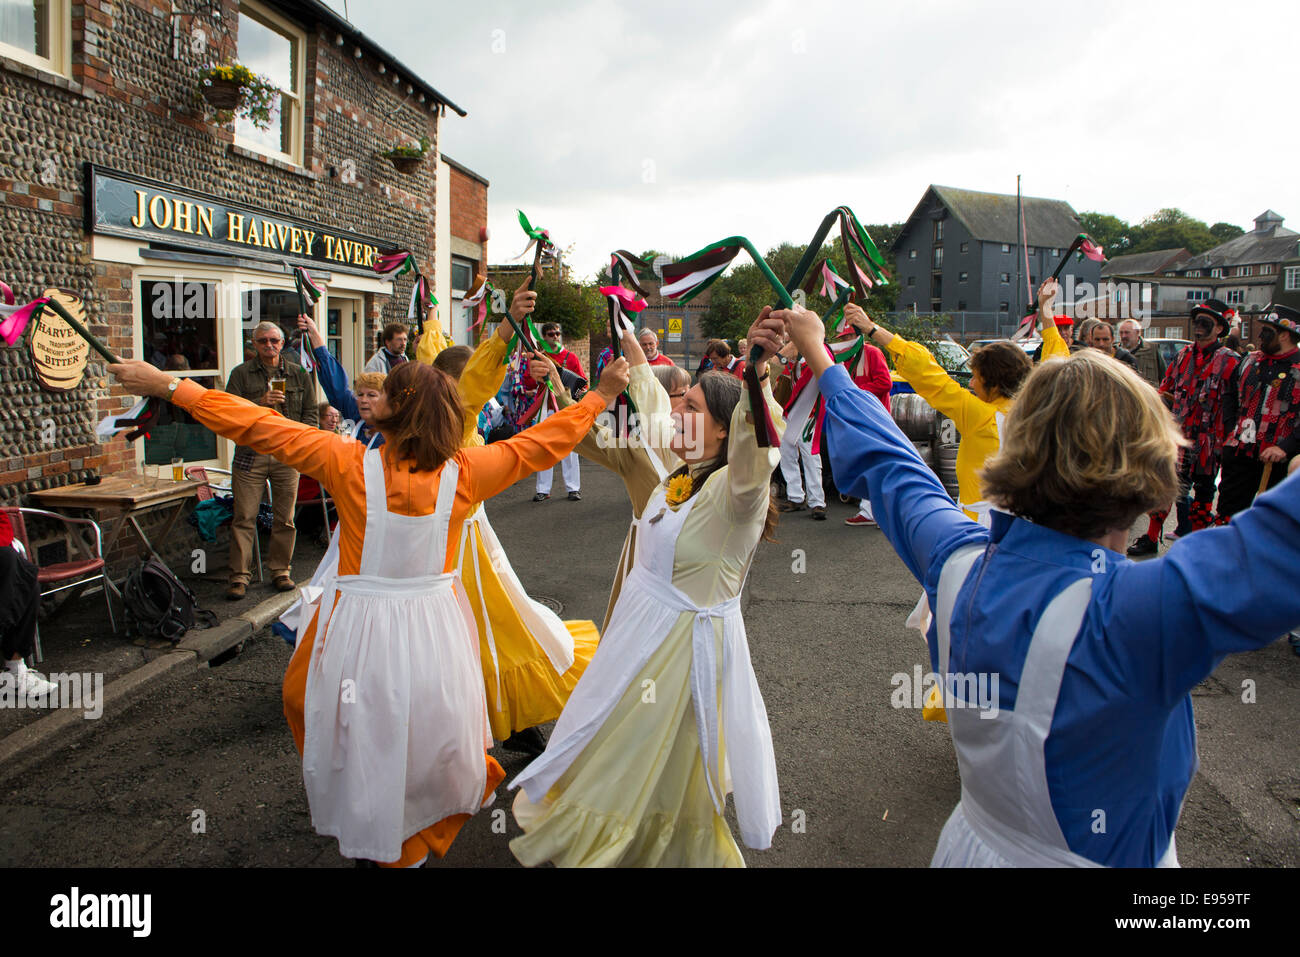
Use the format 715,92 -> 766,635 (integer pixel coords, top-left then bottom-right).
108,360 -> 174,399
745,307 -> 785,378
1037,278 -> 1060,320
528,350 -> 562,391
619,324 -> 646,366
843,302 -> 892,345
297,313 -> 325,349
594,357 -> 630,403
772,306 -> 832,378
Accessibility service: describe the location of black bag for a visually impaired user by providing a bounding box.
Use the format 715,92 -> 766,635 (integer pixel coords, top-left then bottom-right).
122,558 -> 217,644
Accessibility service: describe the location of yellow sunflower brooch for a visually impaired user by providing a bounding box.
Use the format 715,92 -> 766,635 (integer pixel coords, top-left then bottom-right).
664,473 -> 694,507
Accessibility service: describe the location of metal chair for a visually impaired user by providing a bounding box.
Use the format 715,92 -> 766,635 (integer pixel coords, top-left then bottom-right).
184,466 -> 269,583
2,507 -> 116,664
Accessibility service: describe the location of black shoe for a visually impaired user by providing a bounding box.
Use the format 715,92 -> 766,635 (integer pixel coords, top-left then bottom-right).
567,491 -> 581,501
810,506 -> 827,520
533,493 -> 550,502
502,725 -> 548,757
1126,536 -> 1158,558
777,500 -> 806,513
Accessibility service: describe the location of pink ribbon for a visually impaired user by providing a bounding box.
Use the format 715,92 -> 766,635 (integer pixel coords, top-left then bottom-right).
0,296 -> 49,346
599,285 -> 647,312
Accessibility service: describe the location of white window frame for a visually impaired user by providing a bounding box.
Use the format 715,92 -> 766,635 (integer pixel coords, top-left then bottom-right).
1226,289 -> 1244,304
1164,326 -> 1180,338
234,0 -> 306,168
1000,243 -> 1011,254
1210,267 -> 1223,278
0,0 -> 70,76
1237,265 -> 1252,277
1285,266 -> 1300,291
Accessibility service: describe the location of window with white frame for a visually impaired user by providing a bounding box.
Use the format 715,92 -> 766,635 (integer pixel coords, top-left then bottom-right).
999,272 -> 1010,283
1226,289 -> 1244,304
1237,265 -> 1253,277
0,0 -> 69,74
1000,243 -> 1011,254
1210,267 -> 1223,278
1164,326 -> 1181,338
1286,266 -> 1300,291
1186,289 -> 1209,302
933,246 -> 943,268
235,1 -> 306,166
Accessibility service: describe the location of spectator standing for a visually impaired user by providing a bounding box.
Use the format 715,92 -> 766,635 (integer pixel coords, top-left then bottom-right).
223,320 -> 318,598
638,328 -> 676,367
522,322 -> 587,501
364,322 -> 410,373
1118,319 -> 1166,387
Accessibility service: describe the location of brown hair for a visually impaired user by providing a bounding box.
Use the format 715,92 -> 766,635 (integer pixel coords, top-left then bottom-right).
706,338 -> 731,359
370,361 -> 464,472
969,341 -> 1032,399
354,371 -> 387,392
670,371 -> 779,542
382,322 -> 408,346
433,345 -> 473,380
980,350 -> 1187,539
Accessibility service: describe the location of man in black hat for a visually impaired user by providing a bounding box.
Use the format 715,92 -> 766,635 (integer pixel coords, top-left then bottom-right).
1128,299 -> 1241,556
1216,304 -> 1300,520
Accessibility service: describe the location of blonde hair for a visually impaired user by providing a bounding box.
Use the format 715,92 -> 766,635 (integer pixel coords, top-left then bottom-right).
979,350 -> 1187,539
354,371 -> 387,392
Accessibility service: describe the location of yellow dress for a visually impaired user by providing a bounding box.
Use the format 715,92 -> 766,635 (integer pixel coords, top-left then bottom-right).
510,381 -> 786,867
424,331 -> 599,739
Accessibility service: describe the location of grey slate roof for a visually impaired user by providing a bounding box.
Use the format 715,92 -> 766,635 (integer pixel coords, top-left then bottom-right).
925,185 -> 1083,247
1175,230 -> 1299,271
1101,248 -> 1189,277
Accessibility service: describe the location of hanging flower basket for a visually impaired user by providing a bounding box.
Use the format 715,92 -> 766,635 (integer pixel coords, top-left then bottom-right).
381,135 -> 431,175
197,63 -> 278,130
201,76 -> 244,110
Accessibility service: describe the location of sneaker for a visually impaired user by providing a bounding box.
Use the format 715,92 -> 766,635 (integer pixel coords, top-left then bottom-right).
810,506 -> 827,520
1126,536 -> 1158,558
845,514 -> 877,527
532,493 -> 550,502
567,491 -> 581,501
777,500 -> 806,513
226,582 -> 246,601
8,667 -> 56,700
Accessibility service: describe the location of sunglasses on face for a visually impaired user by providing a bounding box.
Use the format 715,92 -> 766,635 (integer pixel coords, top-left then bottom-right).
255,337 -> 283,345
544,332 -> 562,339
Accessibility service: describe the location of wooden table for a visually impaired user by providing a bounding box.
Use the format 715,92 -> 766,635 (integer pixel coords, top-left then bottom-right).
30,475 -> 203,581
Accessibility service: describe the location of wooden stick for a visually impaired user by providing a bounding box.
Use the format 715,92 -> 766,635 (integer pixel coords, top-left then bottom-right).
1257,461 -> 1274,496
42,297 -> 121,363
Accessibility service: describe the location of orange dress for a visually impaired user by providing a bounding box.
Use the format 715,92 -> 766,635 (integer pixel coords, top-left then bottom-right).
170,379 -> 606,865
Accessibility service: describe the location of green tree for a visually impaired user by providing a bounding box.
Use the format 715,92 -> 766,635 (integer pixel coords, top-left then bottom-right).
1127,208 -> 1220,255
1209,221 -> 1245,243
1078,212 -> 1134,257
490,268 -> 605,340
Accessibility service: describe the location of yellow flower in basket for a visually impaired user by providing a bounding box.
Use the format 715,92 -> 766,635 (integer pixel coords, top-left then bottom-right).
664,473 -> 693,507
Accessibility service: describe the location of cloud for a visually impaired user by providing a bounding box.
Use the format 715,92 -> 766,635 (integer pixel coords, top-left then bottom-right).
324,0 -> 1300,277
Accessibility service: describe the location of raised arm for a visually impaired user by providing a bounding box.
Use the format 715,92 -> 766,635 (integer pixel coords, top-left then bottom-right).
1108,472 -> 1300,708
774,307 -> 987,586
723,310 -> 786,519
298,315 -> 361,428
109,362 -> 358,493
414,308 -> 450,365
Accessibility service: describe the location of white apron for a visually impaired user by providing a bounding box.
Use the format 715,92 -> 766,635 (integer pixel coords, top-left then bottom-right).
511,481 -> 782,850
456,502 -> 575,711
301,449 -> 491,862
929,546 -> 1178,868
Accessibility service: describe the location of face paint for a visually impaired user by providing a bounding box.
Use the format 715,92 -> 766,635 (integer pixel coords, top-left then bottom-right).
1260,325 -> 1280,354
1192,317 -> 1215,339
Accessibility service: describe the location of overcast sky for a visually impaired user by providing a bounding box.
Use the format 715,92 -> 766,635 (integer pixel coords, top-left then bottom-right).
324,0 -> 1300,279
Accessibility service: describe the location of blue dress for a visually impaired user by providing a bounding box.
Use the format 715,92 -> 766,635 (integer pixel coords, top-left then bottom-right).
818,363 -> 1299,866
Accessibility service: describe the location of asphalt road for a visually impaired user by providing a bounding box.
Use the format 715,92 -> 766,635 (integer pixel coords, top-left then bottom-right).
2,463 -> 1296,867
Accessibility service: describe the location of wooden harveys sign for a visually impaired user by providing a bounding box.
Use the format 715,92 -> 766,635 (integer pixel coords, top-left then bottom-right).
28,290 -> 91,392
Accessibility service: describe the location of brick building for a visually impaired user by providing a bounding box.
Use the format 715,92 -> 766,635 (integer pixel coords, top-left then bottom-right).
0,0 -> 467,511
440,154 -> 489,342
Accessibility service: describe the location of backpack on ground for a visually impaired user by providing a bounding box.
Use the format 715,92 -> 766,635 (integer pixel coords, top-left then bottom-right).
122,558 -> 218,644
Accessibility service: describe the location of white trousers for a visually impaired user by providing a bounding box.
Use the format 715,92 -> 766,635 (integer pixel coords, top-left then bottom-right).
779,437 -> 825,508
534,406 -> 580,494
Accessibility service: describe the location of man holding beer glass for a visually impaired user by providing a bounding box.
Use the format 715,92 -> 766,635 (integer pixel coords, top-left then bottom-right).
222,320 -> 318,599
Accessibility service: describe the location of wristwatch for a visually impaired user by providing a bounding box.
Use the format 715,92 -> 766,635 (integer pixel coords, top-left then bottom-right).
166,377 -> 181,398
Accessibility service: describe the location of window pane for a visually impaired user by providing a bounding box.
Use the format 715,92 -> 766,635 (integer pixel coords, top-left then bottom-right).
141,280 -> 219,371
235,8 -> 295,156
451,260 -> 473,292
1,0 -> 48,56
241,287 -> 301,360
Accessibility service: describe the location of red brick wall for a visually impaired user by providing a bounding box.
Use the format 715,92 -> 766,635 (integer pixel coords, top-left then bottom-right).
448,166 -> 486,247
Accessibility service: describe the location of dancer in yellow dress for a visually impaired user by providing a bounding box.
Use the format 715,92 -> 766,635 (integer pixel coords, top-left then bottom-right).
510,309 -> 787,867
421,283 -> 601,746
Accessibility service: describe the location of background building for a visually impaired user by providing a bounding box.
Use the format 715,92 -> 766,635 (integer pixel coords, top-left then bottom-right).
892,185 -> 1103,336
0,0 -> 467,506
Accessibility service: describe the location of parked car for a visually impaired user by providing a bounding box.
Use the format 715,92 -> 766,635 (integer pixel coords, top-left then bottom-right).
891,338 -> 972,393
969,337 -> 1040,357
1146,338 -> 1192,369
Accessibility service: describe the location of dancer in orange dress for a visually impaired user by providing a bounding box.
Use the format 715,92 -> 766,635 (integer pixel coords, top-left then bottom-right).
109,354 -> 629,867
